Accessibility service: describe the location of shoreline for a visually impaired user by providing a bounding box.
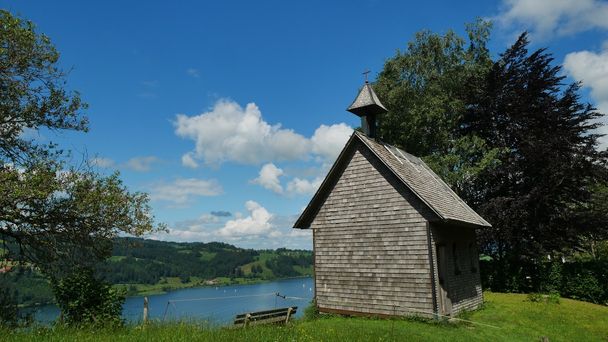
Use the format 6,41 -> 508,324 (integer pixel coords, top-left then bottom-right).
20,275 -> 313,309
120,274 -> 313,297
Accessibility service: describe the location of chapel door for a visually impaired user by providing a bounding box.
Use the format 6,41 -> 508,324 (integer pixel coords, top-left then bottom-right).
436,244 -> 452,316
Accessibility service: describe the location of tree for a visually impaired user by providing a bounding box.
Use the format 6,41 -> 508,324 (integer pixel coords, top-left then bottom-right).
0,10 -> 87,163
375,22 -> 608,295
465,33 -> 608,291
375,19 -> 502,195
0,10 -> 162,324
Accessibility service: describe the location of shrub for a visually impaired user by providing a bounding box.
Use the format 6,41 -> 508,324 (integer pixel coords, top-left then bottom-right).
540,262 -> 562,294
303,300 -> 319,321
526,293 -> 543,303
562,269 -> 604,304
51,268 -> 125,326
0,284 -> 18,327
526,292 -> 559,304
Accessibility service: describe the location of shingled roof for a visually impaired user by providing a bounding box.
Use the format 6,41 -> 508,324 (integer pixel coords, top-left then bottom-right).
294,131 -> 491,229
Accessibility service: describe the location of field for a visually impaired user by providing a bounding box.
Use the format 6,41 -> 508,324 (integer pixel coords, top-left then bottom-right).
2,292 -> 607,341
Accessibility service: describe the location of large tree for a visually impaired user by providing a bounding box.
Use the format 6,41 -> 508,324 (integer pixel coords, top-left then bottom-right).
465,34 -> 608,290
375,19 -> 502,196
375,23 -> 608,294
0,10 -> 161,323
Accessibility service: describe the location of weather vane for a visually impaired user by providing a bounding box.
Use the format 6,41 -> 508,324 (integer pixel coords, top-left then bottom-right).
362,69 -> 371,83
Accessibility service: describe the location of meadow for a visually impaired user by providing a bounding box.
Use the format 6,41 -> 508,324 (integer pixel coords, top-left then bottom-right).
3,292 -> 607,342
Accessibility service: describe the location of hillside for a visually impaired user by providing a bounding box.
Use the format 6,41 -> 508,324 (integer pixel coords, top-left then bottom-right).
1,238 -> 313,306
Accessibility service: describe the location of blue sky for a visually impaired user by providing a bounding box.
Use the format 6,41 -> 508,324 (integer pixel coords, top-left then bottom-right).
4,0 -> 608,249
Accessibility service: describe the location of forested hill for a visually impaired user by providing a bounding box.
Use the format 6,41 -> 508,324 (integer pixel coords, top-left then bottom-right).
104,238 -> 313,285
1,238 -> 313,306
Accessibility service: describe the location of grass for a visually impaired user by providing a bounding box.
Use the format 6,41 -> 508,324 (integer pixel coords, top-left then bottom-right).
3,292 -> 607,341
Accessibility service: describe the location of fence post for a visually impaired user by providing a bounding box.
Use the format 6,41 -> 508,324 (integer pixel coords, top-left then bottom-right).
143,296 -> 149,324
244,313 -> 251,327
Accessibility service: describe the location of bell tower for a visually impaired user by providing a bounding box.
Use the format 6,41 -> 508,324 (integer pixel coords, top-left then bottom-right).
346,72 -> 388,139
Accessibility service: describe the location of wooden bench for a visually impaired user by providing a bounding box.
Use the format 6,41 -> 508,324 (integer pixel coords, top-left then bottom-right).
233,306 -> 297,328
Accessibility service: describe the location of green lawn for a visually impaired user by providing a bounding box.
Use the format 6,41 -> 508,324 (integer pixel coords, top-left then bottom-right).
3,292 -> 607,341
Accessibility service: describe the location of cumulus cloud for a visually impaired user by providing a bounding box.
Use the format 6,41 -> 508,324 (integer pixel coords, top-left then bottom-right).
311,123 -> 353,161
251,163 -> 284,194
217,200 -> 273,237
251,163 -> 328,196
89,157 -> 115,168
125,156 -> 160,172
495,0 -> 608,39
175,100 -> 310,166
149,203 -> 312,249
564,47 -> 608,150
150,178 -> 223,205
174,99 -> 352,167
187,68 -> 200,78
286,176 -> 324,196
181,153 -> 199,169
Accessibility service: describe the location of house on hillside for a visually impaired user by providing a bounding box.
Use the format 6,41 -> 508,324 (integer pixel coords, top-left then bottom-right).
293,79 -> 491,318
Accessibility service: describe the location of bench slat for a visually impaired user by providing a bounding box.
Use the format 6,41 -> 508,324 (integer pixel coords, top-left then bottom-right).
235,307 -> 296,319
233,306 -> 297,327
234,309 -> 298,324
234,315 -> 292,327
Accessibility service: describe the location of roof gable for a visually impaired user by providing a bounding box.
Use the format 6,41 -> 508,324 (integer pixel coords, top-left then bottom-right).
293,131 -> 491,228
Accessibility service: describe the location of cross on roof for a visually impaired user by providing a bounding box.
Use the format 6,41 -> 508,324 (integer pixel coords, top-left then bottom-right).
362,69 -> 370,83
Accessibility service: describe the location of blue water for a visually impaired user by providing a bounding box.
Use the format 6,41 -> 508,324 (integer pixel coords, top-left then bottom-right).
28,277 -> 314,326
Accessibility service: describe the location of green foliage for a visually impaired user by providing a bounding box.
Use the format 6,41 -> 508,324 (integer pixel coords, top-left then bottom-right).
540,262 -> 563,294
526,292 -> 559,304
264,251 -> 313,278
562,267 -> 605,304
5,238 -> 313,306
0,267 -> 53,307
375,19 -> 500,195
303,300 -> 319,321
104,238 -> 261,284
376,22 -> 608,298
0,10 -> 163,325
469,34 -> 608,295
482,259 -> 608,305
0,279 -> 18,327
0,10 -> 87,162
51,268 -> 125,326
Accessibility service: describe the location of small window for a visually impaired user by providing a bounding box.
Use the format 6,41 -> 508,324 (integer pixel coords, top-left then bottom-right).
469,243 -> 477,273
452,243 -> 461,275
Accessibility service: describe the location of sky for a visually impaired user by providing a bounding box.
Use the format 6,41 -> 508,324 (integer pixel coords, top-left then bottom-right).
3,0 -> 608,250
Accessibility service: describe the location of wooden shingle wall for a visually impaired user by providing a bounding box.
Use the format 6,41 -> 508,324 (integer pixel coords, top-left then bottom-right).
311,141 -> 437,317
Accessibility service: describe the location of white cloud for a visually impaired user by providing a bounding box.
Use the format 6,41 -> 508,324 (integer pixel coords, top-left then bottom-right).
311,123 -> 353,161
286,176 -> 324,195
174,99 -> 351,167
141,80 -> 159,87
89,157 -> 115,168
251,163 -> 284,194
148,204 -> 312,249
150,178 -> 223,205
564,48 -> 608,150
181,153 -> 199,169
125,156 -> 160,172
495,0 -> 608,39
217,200 -> 273,237
187,68 -> 200,78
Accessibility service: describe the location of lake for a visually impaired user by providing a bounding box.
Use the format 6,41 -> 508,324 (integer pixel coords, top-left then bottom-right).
28,277 -> 314,326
